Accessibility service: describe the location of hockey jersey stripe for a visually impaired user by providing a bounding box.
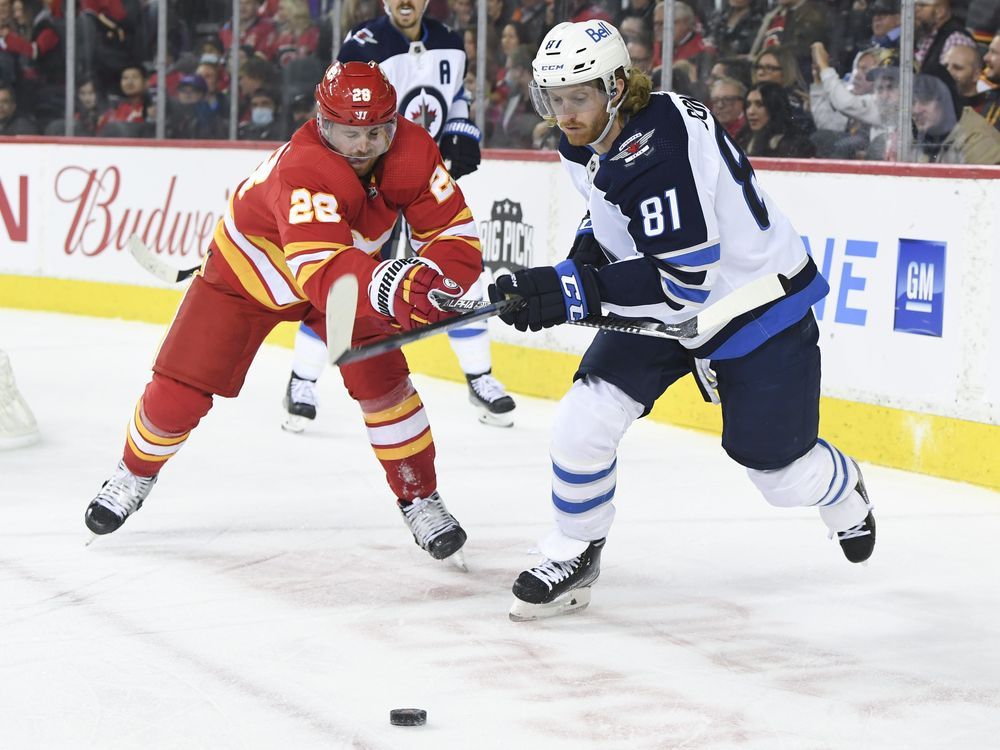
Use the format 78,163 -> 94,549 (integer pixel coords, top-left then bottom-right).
371,428 -> 433,460
221,209 -> 304,308
214,221 -> 300,310
551,458 -> 617,484
132,403 -> 187,447
551,487 -> 616,514
815,438 -> 851,507
366,409 -> 431,447
246,231 -> 302,291
663,278 -> 710,303
657,242 -> 721,267
363,393 -> 423,425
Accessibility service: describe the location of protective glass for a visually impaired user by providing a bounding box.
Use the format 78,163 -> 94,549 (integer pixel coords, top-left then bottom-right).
317,114 -> 398,160
529,81 -> 611,119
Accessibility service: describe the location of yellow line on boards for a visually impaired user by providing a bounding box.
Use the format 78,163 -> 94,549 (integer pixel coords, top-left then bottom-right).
2,274 -> 997,492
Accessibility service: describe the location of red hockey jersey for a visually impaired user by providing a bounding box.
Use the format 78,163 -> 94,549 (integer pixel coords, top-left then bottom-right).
210,116 -> 482,320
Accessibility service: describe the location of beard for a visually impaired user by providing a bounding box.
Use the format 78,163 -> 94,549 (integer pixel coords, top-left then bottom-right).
560,111 -> 612,146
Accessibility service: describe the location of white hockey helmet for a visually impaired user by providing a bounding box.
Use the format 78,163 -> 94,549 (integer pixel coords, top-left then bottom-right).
530,20 -> 631,121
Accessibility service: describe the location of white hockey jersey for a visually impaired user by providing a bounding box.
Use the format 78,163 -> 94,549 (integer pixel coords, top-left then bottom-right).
339,16 -> 470,141
561,91 -> 830,360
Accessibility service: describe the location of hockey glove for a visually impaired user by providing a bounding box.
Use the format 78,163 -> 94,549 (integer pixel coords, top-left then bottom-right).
488,260 -> 600,332
439,120 -> 482,180
368,257 -> 465,331
567,213 -> 608,268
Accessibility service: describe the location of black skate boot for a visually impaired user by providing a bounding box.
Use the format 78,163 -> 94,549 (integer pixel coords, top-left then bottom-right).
282,373 -> 317,433
466,370 -> 515,427
398,492 -> 468,568
509,538 -> 605,621
821,460 -> 876,563
85,461 -> 158,535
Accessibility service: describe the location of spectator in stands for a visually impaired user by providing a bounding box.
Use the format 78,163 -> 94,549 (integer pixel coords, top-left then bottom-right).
944,44 -> 990,102
866,54 -> 903,159
967,0 -> 1000,47
196,59 -> 230,121
238,56 -> 276,121
97,63 -> 150,135
274,0 -> 319,66
750,0 -> 832,85
566,0 -> 613,24
78,0 -> 131,94
487,44 -> 540,148
167,74 -> 226,140
752,46 -> 814,134
740,81 -> 817,157
509,0 -> 547,47
238,87 -> 282,140
914,0 -> 976,74
447,0 -> 474,32
810,42 -> 883,157
980,34 -> 1000,130
222,0 -> 278,61
341,0 -> 380,34
707,0 -> 763,58
628,33 -> 655,76
709,55 -> 752,89
0,0 -> 64,125
73,77 -> 106,135
492,21 -> 524,106
0,80 -> 36,133
486,0 -> 508,34
619,14 -> 646,43
286,90 -> 313,137
672,2 -> 715,81
910,71 -> 1000,162
709,76 -> 747,138
869,0 -> 901,49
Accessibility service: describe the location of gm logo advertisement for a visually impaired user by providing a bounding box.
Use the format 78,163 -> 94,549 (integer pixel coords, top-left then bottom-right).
894,239 -> 946,337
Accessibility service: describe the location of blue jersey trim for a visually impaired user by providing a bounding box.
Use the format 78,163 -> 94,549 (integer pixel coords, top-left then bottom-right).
706,273 -> 829,360
665,243 -> 721,267
552,458 -> 617,484
664,279 -> 710,303
299,322 -> 323,341
446,327 -> 487,338
552,488 -> 616,514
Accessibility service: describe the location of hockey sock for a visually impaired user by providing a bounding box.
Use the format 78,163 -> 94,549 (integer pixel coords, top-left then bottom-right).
291,323 -> 329,382
123,374 -> 213,477
359,380 -> 436,500
445,276 -> 492,375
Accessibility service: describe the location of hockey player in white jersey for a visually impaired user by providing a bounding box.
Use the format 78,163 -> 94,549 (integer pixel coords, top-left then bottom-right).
489,20 -> 876,621
282,0 -> 516,431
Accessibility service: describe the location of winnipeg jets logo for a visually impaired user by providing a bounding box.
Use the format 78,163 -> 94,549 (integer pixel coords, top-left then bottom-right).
610,129 -> 655,165
399,87 -> 448,139
349,28 -> 377,46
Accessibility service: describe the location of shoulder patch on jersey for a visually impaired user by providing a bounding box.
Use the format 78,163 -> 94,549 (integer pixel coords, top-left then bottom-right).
348,27 -> 377,46
609,129 -> 655,165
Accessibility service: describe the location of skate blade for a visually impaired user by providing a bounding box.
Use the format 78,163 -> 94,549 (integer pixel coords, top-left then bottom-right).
476,411 -> 514,428
281,414 -> 311,433
447,549 -> 469,572
85,533 -> 99,547
509,587 -> 591,622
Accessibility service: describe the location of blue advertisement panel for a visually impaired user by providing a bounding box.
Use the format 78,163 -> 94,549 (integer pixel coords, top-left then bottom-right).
894,239 -> 946,337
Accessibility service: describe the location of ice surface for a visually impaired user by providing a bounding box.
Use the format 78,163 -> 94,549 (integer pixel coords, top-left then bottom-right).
1,309 -> 998,749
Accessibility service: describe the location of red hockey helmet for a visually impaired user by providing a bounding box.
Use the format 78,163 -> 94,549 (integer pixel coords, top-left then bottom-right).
315,61 -> 398,161
315,60 -> 397,125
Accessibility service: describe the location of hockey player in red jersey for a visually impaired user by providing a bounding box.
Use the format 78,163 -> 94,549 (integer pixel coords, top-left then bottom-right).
84,61 -> 480,565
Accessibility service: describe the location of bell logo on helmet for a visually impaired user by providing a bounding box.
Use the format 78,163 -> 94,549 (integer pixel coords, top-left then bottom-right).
585,22 -> 612,43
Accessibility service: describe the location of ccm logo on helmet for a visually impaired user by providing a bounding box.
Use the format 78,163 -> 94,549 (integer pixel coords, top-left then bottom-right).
540,65 -> 564,71
586,22 -> 612,43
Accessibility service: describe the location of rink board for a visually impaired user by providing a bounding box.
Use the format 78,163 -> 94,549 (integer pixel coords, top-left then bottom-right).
1,139 -> 999,490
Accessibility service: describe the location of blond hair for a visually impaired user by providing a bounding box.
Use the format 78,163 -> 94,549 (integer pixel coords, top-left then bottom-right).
619,68 -> 653,117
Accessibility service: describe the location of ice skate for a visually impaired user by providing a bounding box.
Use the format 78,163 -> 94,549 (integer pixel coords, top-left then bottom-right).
398,492 -> 468,568
84,461 -> 158,536
466,370 -> 515,427
282,373 -> 318,433
821,460 -> 875,564
509,538 -> 605,621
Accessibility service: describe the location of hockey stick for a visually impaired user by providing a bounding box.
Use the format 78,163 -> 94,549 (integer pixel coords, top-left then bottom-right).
330,273 -> 786,367
127,235 -> 201,283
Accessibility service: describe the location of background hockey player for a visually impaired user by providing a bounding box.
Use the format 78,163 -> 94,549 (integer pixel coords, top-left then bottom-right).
489,20 -> 876,621
282,0 -> 516,432
85,61 -> 479,567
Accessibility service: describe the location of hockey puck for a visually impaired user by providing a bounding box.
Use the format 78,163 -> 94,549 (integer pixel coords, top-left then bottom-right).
389,708 -> 427,726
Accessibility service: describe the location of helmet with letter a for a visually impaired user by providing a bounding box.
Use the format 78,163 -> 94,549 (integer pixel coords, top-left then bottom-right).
315,60 -> 399,160
529,20 -> 631,121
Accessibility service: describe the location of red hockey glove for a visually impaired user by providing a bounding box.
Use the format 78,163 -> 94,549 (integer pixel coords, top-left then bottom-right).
368,257 -> 465,331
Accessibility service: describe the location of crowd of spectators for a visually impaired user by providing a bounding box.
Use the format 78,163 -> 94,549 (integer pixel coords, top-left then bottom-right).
1,0 -> 999,163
